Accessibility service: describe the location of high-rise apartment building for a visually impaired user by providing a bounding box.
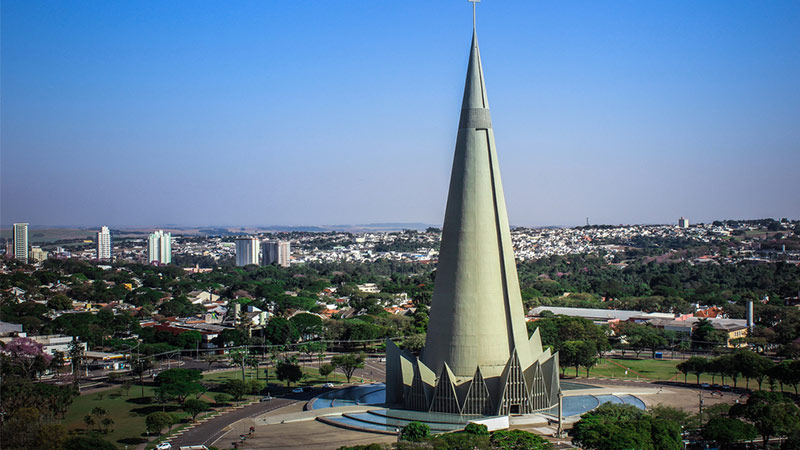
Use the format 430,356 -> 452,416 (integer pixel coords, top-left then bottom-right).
147,230 -> 172,264
262,240 -> 290,267
235,237 -> 260,267
97,226 -> 112,261
678,217 -> 690,228
13,223 -> 29,263
29,246 -> 48,263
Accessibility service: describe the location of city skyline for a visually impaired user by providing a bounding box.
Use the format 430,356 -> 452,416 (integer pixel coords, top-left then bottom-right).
2,1 -> 799,228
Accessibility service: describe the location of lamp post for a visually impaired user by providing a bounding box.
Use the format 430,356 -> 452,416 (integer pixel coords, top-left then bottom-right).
557,389 -> 564,437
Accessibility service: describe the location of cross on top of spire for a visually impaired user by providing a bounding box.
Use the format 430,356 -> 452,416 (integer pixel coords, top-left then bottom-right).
468,0 -> 480,31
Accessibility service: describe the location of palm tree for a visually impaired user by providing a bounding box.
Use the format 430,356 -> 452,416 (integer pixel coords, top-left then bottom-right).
83,414 -> 94,432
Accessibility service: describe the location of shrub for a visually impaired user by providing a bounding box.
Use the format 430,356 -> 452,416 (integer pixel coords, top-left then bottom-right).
401,421 -> 430,442
465,423 -> 490,435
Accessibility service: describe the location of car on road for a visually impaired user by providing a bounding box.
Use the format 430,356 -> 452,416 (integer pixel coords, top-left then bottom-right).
259,394 -> 272,402
291,387 -> 304,393
322,382 -> 335,388
302,387 -> 313,392
700,383 -> 711,389
155,443 -> 172,450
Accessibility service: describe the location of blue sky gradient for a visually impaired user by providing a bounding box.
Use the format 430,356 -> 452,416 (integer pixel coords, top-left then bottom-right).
2,1 -> 799,227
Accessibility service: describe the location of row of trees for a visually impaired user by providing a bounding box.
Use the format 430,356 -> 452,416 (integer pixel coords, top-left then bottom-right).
677,351 -> 800,392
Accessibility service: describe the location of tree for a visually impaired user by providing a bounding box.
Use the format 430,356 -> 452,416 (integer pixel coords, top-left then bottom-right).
290,313 -> 324,338
1,336 -> 53,379
130,357 -> 153,398
559,341 -> 582,377
319,363 -> 334,381
264,317 -> 300,345
212,328 -> 247,347
731,391 -> 800,448
154,368 -> 205,404
578,340 -> 599,377
702,416 -> 757,449
63,436 -> 117,450
331,353 -> 365,383
38,423 -> 68,450
177,331 -> 202,356
213,393 -> 231,406
145,411 -> 174,435
401,421 -> 430,441
464,423 -> 489,436
182,399 -> 209,422
2,407 -> 43,449
47,294 -> 73,311
400,333 -> 426,353
572,403 -> 681,450
229,347 -> 249,381
83,414 -> 94,431
276,358 -> 303,387
100,418 -> 114,434
91,407 -> 107,432
490,429 -> 554,449
735,350 -> 772,390
222,379 -> 249,401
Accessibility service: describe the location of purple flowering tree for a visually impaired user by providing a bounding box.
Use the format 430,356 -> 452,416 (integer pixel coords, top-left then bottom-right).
2,337 -> 53,379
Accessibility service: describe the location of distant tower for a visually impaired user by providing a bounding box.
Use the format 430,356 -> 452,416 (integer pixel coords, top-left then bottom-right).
586,217 -> 589,227
147,230 -> 172,264
262,240 -> 291,267
97,226 -> 112,261
746,300 -> 754,331
235,237 -> 261,266
12,223 -> 29,263
386,4 -> 559,416
678,217 -> 689,228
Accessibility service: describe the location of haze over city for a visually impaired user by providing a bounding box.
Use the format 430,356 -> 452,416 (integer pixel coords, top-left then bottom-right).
2,0 -> 798,228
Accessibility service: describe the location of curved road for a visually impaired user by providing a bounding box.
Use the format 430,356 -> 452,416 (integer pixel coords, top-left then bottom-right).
166,391 -> 317,448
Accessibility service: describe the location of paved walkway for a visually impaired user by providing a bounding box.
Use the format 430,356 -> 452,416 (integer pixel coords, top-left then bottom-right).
254,404 -> 383,426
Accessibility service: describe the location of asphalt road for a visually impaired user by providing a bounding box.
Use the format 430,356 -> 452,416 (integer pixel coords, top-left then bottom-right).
167,390 -> 319,448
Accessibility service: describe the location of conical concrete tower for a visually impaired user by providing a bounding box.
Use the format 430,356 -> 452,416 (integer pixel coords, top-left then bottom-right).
421,28 -> 532,380
385,10 -> 560,416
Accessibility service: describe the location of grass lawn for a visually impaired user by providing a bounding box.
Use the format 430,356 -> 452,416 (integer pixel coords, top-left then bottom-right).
61,385 -> 191,448
61,364 -> 352,447
203,364 -> 349,389
576,358 -> 798,393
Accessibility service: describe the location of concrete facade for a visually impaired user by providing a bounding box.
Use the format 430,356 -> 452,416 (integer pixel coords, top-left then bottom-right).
386,26 -> 559,416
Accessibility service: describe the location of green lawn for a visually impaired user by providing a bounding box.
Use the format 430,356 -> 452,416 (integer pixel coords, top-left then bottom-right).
61,365 -> 352,448
576,358 -> 798,393
62,385 -> 188,448
202,363 -> 349,388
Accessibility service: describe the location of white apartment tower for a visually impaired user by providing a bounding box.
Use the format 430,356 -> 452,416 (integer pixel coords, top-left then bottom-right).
263,240 -> 290,267
13,223 -> 29,263
97,226 -> 112,261
147,230 -> 172,264
235,237 -> 260,267
678,217 -> 690,228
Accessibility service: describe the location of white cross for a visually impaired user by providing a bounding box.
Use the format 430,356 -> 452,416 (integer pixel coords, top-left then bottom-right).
469,0 -> 480,30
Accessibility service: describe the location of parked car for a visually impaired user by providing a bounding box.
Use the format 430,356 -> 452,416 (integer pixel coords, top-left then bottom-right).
259,394 -> 272,402
700,383 -> 711,389
291,387 -> 304,393
722,385 -> 732,391
302,387 -> 313,392
155,443 -> 172,450
712,383 -> 721,390
322,383 -> 335,388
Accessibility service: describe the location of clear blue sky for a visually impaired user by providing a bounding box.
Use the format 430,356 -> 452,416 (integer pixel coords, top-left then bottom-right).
2,0 -> 798,228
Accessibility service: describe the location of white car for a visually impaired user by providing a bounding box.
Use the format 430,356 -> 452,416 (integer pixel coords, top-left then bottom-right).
155,443 -> 172,450
322,382 -> 335,388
